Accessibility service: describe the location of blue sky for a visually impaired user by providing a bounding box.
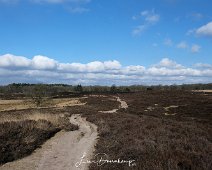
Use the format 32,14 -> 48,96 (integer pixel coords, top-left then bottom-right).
0,0 -> 212,85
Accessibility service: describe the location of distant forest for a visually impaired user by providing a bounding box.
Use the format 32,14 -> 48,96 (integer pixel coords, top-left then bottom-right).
0,83 -> 212,99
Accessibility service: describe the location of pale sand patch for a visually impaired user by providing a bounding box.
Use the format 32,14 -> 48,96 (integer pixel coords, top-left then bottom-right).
164,105 -> 178,111
164,113 -> 177,116
99,109 -> 118,113
192,90 -> 212,93
164,105 -> 178,116
0,98 -> 85,112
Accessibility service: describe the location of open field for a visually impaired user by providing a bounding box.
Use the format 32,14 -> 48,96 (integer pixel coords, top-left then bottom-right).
0,98 -> 85,112
0,91 -> 211,170
82,91 -> 212,170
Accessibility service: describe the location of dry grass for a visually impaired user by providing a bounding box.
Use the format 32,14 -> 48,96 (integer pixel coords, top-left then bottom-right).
0,98 -> 85,111
0,111 -> 61,123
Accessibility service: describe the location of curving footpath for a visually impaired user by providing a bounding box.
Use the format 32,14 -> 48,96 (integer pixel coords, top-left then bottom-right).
0,114 -> 98,170
99,96 -> 128,113
0,96 -> 128,170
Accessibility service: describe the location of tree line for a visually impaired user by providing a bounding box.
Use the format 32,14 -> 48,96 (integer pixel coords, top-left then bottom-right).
0,83 -> 212,97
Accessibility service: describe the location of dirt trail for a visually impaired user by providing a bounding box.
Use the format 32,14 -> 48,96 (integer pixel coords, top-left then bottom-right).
99,96 -> 128,113
0,114 -> 98,170
117,97 -> 128,109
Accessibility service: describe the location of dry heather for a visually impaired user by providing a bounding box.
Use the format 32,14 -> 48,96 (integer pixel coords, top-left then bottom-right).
78,91 -> 212,170
0,92 -> 211,170
0,107 -> 79,165
0,120 -> 60,164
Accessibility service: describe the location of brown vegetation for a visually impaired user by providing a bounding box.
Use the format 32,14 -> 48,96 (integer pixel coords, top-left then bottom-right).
0,107 -> 79,165
0,90 -> 211,170
0,120 -> 59,164
79,91 -> 212,170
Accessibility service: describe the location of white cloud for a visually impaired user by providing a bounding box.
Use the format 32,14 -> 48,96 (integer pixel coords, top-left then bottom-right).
175,41 -> 202,53
195,22 -> 212,37
176,41 -> 188,49
103,60 -> 121,70
0,54 -> 31,68
87,61 -> 107,72
141,10 -> 149,16
140,10 -> 160,24
0,54 -> 212,85
194,63 -> 212,69
145,14 -> 160,24
155,58 -> 183,69
191,44 -> 201,53
58,60 -> 121,73
132,25 -> 147,36
122,65 -> 145,75
32,55 -> 58,70
132,9 -> 160,36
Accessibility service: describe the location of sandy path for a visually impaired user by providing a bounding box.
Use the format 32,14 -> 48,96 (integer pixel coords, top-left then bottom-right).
117,97 -> 128,109
0,114 -> 98,170
99,96 -> 128,113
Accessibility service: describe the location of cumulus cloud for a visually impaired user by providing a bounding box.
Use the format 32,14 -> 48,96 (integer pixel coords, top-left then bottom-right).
0,54 -> 212,85
0,54 -> 58,70
163,39 -> 202,53
103,60 -> 121,70
195,22 -> 212,37
156,58 -> 183,69
191,44 -> 201,53
147,67 -> 202,77
58,60 -> 121,73
0,54 -> 31,69
32,55 -> 58,70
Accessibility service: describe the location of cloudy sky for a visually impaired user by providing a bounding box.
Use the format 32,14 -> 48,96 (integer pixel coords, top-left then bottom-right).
0,0 -> 212,85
